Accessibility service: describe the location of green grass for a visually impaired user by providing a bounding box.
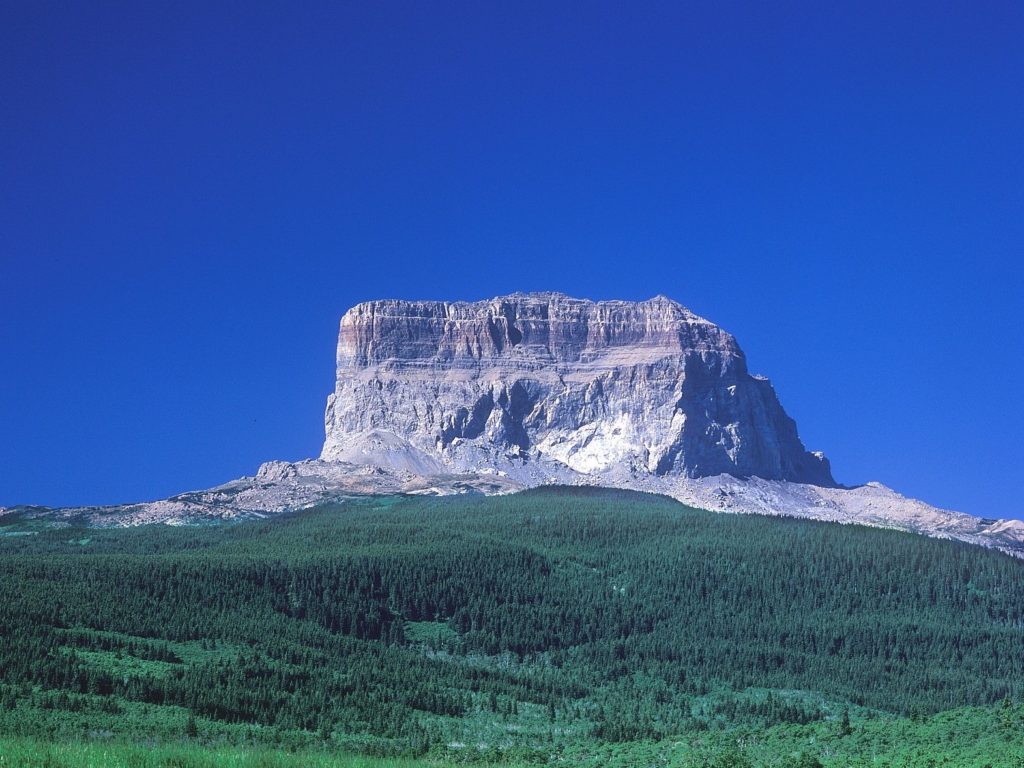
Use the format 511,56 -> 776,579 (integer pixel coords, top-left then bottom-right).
5,704 -> 1024,767
58,627 -> 250,666
66,649 -> 180,680
403,621 -> 460,646
0,737 -> 435,768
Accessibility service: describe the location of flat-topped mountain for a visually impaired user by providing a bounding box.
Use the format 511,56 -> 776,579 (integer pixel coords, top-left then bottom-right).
4,292 -> 1021,556
322,293 -> 833,485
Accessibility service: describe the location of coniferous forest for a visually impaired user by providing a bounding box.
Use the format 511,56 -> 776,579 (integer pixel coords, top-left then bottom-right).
2,486 -> 1024,766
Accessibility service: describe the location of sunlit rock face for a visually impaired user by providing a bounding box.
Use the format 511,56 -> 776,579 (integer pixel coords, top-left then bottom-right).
321,293 -> 834,486
11,291 -> 1022,557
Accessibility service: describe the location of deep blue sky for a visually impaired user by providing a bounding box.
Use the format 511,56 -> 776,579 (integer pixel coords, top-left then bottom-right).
1,2 -> 1021,518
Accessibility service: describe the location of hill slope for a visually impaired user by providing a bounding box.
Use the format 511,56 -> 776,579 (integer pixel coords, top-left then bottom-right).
2,487 -> 1024,765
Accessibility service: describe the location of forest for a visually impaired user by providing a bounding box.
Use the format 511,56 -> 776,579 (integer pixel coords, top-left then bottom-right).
1,486 -> 1024,766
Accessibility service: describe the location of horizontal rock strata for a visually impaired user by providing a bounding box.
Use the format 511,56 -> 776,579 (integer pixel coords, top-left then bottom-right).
322,293 -> 834,485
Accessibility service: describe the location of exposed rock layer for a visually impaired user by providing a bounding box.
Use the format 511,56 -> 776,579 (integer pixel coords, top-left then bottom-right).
322,293 -> 833,485
4,292 -> 1021,558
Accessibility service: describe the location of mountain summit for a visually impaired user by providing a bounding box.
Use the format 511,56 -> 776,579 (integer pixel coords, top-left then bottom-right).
321,293 -> 833,486
6,292 -> 1022,556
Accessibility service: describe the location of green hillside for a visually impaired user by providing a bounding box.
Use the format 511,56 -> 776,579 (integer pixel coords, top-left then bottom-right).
1,487 -> 1023,766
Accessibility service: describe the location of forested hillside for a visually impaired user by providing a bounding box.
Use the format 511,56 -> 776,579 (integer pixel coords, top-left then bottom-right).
2,487 -> 1024,766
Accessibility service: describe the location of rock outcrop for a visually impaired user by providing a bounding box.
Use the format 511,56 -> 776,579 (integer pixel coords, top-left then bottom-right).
321,293 -> 833,486
5,292 -> 1021,558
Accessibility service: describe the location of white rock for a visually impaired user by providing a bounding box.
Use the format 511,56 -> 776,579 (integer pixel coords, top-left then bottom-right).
8,292 -> 1019,556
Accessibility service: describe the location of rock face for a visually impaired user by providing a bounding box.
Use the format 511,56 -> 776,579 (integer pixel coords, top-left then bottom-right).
321,293 -> 833,486
6,291 -> 1022,558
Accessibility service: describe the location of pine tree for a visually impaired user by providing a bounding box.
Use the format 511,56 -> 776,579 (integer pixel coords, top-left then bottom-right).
838,707 -> 852,737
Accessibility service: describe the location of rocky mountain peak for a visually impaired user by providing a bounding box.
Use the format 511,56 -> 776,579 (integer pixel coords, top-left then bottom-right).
12,291 -> 1020,558
322,293 -> 833,486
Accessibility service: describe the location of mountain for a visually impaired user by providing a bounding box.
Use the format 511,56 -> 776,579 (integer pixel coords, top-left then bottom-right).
321,293 -> 832,484
4,292 -> 1022,554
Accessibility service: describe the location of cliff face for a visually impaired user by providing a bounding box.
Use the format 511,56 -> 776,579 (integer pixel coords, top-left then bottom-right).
10,291 -> 1021,557
321,293 -> 834,486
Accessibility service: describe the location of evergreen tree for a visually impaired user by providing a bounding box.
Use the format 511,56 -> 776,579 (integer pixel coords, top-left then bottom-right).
838,707 -> 852,737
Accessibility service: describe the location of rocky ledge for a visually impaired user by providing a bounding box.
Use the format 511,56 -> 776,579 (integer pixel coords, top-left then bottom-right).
322,293 -> 833,485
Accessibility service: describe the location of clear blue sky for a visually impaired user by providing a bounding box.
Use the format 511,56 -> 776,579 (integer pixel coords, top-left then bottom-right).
1,2 -> 1021,518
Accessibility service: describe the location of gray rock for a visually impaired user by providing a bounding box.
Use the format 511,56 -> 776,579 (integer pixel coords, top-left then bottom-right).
7,292 -> 1021,558
321,293 -> 833,485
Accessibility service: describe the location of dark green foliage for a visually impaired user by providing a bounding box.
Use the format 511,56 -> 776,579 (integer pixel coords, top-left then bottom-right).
1,486 -> 1023,762
781,754 -> 824,768
837,707 -> 851,737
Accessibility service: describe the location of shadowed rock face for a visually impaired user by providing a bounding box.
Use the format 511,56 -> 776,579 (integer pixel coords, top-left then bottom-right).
321,292 -> 834,486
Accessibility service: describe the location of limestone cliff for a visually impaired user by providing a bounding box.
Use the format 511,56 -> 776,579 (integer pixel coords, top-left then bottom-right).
7,292 -> 1021,558
321,293 -> 833,486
